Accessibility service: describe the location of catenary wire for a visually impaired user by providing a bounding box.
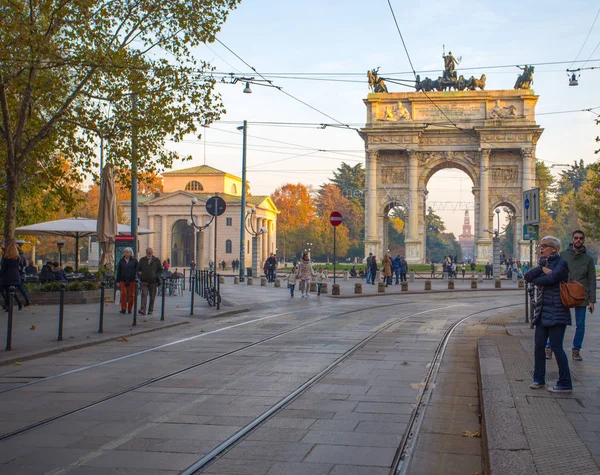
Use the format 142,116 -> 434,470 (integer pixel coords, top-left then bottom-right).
570,7 -> 600,68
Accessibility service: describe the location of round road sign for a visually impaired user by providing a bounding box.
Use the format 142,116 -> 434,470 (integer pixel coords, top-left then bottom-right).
524,198 -> 530,210
206,196 -> 227,216
330,211 -> 343,226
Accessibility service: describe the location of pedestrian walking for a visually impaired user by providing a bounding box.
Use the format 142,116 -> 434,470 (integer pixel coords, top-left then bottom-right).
283,266 -> 298,297
1,243 -> 25,310
430,261 -> 436,278
382,254 -> 392,286
393,255 -> 401,284
365,253 -> 373,283
116,247 -> 138,314
297,253 -> 314,297
461,262 -> 466,279
525,236 -> 572,393
369,255 -> 378,285
137,248 -> 162,316
316,267 -> 328,296
267,253 -> 277,282
400,256 -> 408,282
553,230 -> 596,361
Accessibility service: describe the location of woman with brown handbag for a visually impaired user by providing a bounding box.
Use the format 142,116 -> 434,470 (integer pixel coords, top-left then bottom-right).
524,236 -> 572,393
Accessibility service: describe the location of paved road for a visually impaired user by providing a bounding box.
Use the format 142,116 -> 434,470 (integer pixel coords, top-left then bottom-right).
0,290 -> 523,474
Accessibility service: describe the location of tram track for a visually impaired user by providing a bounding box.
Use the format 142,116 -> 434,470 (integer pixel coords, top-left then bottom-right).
0,299 -> 449,441
177,302 -> 521,474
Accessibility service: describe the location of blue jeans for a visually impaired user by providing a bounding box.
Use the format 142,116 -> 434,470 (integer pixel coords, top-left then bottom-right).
394,270 -> 400,284
572,306 -> 587,350
317,283 -> 322,294
289,284 -> 295,296
534,323 -> 571,388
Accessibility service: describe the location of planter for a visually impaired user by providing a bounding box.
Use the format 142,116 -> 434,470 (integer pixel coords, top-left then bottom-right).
27,289 -> 103,306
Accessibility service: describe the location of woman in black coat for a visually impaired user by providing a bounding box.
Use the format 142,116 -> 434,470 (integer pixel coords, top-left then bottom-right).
117,247 -> 138,314
524,236 -> 571,393
1,243 -> 24,310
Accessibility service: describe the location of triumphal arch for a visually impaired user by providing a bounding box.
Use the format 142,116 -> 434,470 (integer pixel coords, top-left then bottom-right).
362,60 -> 542,264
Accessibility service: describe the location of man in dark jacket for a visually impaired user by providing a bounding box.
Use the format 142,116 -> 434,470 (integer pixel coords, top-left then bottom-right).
400,256 -> 408,283
137,247 -> 162,315
561,230 -> 596,361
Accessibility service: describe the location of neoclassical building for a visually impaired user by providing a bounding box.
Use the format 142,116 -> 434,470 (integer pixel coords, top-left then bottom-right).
121,165 -> 279,271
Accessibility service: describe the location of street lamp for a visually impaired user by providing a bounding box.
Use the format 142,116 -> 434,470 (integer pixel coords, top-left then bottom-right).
237,121 -> 248,282
305,242 -> 313,260
245,208 -> 267,278
189,197 -> 215,272
56,240 -> 66,267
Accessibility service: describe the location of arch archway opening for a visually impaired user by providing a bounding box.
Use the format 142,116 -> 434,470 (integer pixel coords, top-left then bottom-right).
383,201 -> 407,258
425,168 -> 475,264
171,219 -> 195,267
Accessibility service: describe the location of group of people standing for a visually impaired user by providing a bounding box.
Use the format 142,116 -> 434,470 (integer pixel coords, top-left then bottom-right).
364,253 -> 408,286
116,247 -> 163,316
263,254 -> 277,282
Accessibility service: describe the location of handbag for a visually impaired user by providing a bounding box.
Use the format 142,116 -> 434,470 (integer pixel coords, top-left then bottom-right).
560,279 -> 586,308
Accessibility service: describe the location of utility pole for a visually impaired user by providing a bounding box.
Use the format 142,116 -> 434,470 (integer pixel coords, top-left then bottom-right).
131,93 -> 138,257
238,120 -> 247,281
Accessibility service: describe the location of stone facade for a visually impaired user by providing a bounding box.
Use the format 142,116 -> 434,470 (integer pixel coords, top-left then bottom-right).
361,90 -> 542,264
120,165 -> 279,272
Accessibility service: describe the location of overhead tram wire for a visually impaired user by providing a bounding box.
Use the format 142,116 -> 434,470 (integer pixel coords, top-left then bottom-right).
570,7 -> 600,69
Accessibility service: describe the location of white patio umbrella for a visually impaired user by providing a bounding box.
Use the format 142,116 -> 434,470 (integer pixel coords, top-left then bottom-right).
15,218 -> 154,271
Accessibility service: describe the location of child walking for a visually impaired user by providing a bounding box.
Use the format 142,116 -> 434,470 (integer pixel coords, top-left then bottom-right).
316,267 -> 328,296
283,266 -> 298,297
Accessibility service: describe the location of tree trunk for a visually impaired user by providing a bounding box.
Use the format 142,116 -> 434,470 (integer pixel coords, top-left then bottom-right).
3,153 -> 18,247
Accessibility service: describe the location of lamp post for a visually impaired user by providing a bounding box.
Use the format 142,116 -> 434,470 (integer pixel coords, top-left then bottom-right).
56,240 -> 66,267
245,208 -> 267,278
305,242 -> 313,260
237,121 -> 248,281
189,198 -> 214,271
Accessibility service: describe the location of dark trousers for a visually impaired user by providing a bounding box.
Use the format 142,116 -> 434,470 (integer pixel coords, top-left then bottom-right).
400,272 -> 407,282
534,323 -> 572,388
140,281 -> 157,312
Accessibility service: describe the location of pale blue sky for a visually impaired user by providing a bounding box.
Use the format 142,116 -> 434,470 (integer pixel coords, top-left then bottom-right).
165,0 -> 600,236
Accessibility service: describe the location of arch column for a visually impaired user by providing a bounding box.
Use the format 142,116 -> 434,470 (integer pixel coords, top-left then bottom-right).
364,149 -> 381,258
519,147 -> 536,263
476,150 -> 492,264
405,150 -> 421,264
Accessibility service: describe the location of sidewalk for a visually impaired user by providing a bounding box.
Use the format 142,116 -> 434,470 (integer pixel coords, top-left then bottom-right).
478,312 -> 600,474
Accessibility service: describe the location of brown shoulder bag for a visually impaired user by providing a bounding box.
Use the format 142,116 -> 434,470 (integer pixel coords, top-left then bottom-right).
560,280 -> 586,308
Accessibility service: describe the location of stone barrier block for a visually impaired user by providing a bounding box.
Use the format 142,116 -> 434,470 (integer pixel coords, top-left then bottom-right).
378,282 -> 386,293
409,271 -> 415,283
219,276 -> 225,284
512,272 -> 518,282
260,277 -> 267,286
471,279 -> 477,289
321,282 -> 328,294
424,280 -> 432,290
442,272 -> 448,281
401,281 -> 408,291
310,282 -> 317,292
354,283 -> 362,294
332,284 -> 341,295
518,279 -> 524,289
343,270 -> 349,281
274,278 -> 281,288
478,271 -> 483,283
247,277 -> 253,285
448,279 -> 455,290
495,278 -> 501,289
234,277 -> 240,284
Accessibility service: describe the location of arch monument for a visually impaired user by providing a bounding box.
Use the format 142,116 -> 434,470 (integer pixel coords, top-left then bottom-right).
361,69 -> 542,264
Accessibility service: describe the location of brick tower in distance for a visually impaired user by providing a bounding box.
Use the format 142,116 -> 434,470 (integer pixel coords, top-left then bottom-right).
459,210 -> 475,261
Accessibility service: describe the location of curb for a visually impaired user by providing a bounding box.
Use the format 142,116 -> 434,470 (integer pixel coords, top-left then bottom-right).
0,321 -> 190,367
478,338 -> 537,475
329,287 -> 523,299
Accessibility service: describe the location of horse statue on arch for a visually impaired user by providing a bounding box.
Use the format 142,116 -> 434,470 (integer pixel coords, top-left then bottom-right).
514,65 -> 534,90
368,67 -> 388,93
467,74 -> 486,91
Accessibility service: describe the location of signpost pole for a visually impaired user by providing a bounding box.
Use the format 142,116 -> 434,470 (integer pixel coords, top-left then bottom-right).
333,226 -> 337,286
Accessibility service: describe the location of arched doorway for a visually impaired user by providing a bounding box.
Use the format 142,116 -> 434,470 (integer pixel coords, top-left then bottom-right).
171,219 -> 194,267
382,201 -> 407,258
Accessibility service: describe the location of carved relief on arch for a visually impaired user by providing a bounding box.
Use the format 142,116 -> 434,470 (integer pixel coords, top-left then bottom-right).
381,166 -> 408,184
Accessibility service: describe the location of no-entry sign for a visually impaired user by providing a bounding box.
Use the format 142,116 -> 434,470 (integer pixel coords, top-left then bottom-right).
330,211 -> 343,226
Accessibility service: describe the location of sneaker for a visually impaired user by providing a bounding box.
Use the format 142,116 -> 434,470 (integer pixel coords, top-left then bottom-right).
545,348 -> 552,359
529,381 -> 545,389
547,385 -> 572,394
305,293 -> 310,297
572,349 -> 583,361
139,309 -> 146,315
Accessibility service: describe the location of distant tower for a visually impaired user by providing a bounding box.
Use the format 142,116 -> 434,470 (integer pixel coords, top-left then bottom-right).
458,210 -> 475,260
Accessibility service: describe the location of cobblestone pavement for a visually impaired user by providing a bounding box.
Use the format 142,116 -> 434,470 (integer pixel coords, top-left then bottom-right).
0,290 -> 526,474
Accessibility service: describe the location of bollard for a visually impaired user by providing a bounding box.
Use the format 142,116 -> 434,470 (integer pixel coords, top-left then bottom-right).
471,279 -> 478,289
219,276 -> 225,284
332,284 -> 341,295
477,271 -> 483,283
512,272 -> 517,283
518,278 -> 525,289
132,281 -> 138,326
442,272 -> 448,282
354,283 -> 362,294
409,271 -> 415,283
321,282 -> 328,294
234,276 -> 240,284
161,277 -> 166,321
274,278 -> 281,288
495,278 -> 501,289
5,286 -> 15,351
343,270 -> 349,281
310,282 -> 317,292
401,281 -> 408,291
424,280 -> 432,291
378,282 -> 386,293
190,276 -> 195,315
98,282 -> 105,333
247,277 -> 253,285
57,283 -> 66,341
448,279 -> 455,290
261,277 -> 267,287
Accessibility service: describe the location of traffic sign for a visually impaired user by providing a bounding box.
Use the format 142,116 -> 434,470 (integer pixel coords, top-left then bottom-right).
206,196 -> 226,216
523,188 -> 540,225
523,224 -> 539,241
330,211 -> 343,227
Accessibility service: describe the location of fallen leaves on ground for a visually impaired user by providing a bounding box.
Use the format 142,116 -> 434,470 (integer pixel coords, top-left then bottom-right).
515,378 -> 524,382
14,361 -> 21,365
399,361 -> 408,365
29,325 -> 35,330
117,337 -> 129,342
462,429 -> 481,438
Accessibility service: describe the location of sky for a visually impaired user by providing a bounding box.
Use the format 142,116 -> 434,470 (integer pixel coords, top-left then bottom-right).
163,0 -> 600,237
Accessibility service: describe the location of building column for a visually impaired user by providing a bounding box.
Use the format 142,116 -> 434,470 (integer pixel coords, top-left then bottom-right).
477,150 -> 492,264
161,215 -> 168,262
405,150 -> 421,264
519,147 -> 536,262
147,215 -> 155,251
364,149 -> 380,257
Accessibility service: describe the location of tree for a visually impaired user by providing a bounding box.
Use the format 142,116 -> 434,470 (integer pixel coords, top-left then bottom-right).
425,207 -> 461,262
330,162 -> 365,207
576,161 -> 600,241
0,0 -> 239,246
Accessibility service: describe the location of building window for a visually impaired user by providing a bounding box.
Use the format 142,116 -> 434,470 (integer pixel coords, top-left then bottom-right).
231,184 -> 237,194
185,180 -> 204,191
225,240 -> 232,253
226,218 -> 232,226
